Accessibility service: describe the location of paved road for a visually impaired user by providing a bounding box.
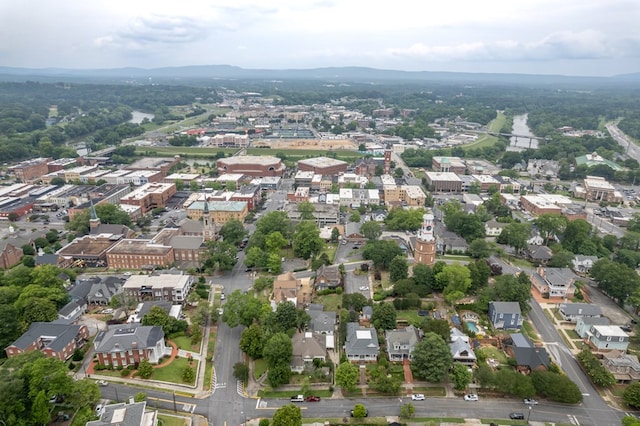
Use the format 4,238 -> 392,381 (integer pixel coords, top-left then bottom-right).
528,299 -> 623,426
607,122 -> 640,163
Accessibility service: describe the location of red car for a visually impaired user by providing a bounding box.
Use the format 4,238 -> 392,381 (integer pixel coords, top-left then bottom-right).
305,396 -> 321,402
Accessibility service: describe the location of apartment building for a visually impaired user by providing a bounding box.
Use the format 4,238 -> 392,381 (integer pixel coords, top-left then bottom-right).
122,273 -> 193,303
8,157 -> 52,182
120,183 -> 177,214
425,172 -> 463,193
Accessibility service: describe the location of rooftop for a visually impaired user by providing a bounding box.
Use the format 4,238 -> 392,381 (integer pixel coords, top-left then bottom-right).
188,201 -> 247,212
107,239 -> 172,255
58,234 -> 121,257
298,157 -> 348,168
217,155 -> 282,165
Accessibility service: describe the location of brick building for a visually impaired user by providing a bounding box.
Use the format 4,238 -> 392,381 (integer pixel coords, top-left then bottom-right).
106,239 -> 175,270
216,156 -> 286,177
425,172 -> 463,193
8,157 -> 51,182
93,325 -> 167,367
186,200 -> 248,224
5,322 -> 89,361
297,157 -> 349,175
120,182 -> 177,214
122,273 -> 193,304
432,156 -> 466,174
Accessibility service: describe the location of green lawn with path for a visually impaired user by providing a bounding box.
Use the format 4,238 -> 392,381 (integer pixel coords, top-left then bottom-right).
151,357 -> 198,385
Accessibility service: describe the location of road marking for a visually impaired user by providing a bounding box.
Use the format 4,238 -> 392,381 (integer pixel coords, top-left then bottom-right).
567,414 -> 580,425
581,393 -> 590,396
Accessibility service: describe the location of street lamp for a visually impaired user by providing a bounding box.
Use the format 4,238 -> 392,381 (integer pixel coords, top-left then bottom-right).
526,405 -> 532,423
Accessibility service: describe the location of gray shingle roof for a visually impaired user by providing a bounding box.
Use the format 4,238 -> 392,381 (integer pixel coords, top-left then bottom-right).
87,401 -> 148,426
94,324 -> 164,353
9,322 -> 83,352
345,322 -> 378,357
308,309 -> 336,334
385,325 -> 419,357
490,301 -> 521,315
560,303 -> 601,316
509,333 -> 550,370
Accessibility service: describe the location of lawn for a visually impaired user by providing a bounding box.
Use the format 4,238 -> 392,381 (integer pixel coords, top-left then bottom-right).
151,357 -> 198,385
477,345 -> 508,364
170,335 -> 198,352
157,414 -> 189,426
258,388 -> 334,398
396,310 -> 423,326
133,146 -> 365,160
253,358 -> 268,381
521,320 -> 540,342
314,293 -> 342,312
321,244 -> 338,263
412,386 -> 447,397
460,112 -> 507,152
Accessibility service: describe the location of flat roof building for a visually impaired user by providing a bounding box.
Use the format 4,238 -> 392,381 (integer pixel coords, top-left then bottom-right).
120,182 -> 176,214
217,155 -> 285,177
123,273 -> 193,303
297,157 -> 348,175
425,172 -> 463,193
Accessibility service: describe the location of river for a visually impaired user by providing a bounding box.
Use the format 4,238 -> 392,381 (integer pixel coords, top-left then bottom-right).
129,110 -> 154,124
508,113 -> 539,151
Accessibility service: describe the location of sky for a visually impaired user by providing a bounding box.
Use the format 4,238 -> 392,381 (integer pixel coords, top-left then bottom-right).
1,0 -> 639,76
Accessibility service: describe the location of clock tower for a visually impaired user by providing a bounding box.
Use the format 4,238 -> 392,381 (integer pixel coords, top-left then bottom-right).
414,213 -> 436,266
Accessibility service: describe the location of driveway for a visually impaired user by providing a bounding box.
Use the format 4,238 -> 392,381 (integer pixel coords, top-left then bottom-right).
582,279 -> 634,325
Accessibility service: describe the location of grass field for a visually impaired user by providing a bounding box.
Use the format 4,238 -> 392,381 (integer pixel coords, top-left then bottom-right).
157,414 -> 189,426
152,357 -> 198,385
460,111 -> 507,151
253,358 -> 268,381
134,145 -> 365,160
170,335 -> 198,352
314,293 -> 341,312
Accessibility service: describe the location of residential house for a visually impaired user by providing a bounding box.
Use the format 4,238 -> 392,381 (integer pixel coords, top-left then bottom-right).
575,316 -> 611,339
435,222 -> 469,254
307,305 -> 336,336
315,265 -> 342,290
484,219 -> 507,237
69,275 -> 126,306
87,401 -> 158,426
5,322 -> 89,361
94,324 -> 167,367
290,331 -> 327,373
385,325 -> 420,361
526,245 -> 553,264
450,338 -> 477,366
601,350 -> 640,383
488,301 -> 523,330
530,267 -> 577,299
127,301 -> 181,323
572,255 -> 599,274
588,325 -> 629,351
506,333 -> 550,374
272,271 -> 300,306
559,303 -> 601,323
122,273 -> 193,304
344,322 -> 379,362
360,306 -> 373,324
58,300 -> 86,322
343,222 -> 366,243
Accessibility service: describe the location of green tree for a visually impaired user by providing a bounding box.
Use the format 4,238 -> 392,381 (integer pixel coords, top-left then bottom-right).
233,362 -> 250,383
400,402 -> 416,418
591,258 -> 640,304
265,231 -> 288,254
182,366 -> 195,383
450,363 -> 473,391
412,263 -> 435,293
221,290 -> 265,328
68,379 -> 101,411
371,373 -> 401,394
189,180 -> 200,192
267,362 -> 291,388
293,221 -> 324,260
372,302 -> 397,330
240,324 -> 266,359
219,219 -> 247,246
330,227 -> 340,243
255,211 -> 292,239
385,207 -> 425,231
297,202 -> 315,221
549,249 -> 575,268
389,255 -> 408,282
534,214 -> 567,245
497,222 -> 531,254
31,389 -> 50,425
562,219 -> 596,255
174,179 -> 184,191
624,382 -> 640,408
137,359 -> 153,379
22,298 -> 58,324
577,348 -> 615,388
204,240 -> 237,271
349,211 -> 361,223
419,318 -> 450,342
410,332 -> 453,382
467,239 -> 492,259
263,333 -> 293,368
335,362 -> 359,391
531,371 -> 582,403
361,221 -> 382,240
351,404 -> 367,418
480,274 -> 532,314
272,404 -> 302,426
362,240 -> 404,269
436,264 -> 471,305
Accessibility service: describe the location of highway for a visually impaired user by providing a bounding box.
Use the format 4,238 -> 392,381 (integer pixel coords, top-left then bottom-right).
607,122 -> 640,164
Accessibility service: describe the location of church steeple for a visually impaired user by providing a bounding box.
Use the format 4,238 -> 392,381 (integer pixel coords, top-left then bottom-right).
202,198 -> 214,241
89,198 -> 101,231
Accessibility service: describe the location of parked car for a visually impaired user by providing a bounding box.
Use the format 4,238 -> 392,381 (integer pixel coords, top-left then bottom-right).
305,396 -> 321,402
464,394 -> 478,401
97,380 -> 108,387
290,395 -> 304,402
509,413 -> 525,420
95,404 -> 104,417
411,394 -> 425,401
359,286 -> 369,291
523,398 -> 538,405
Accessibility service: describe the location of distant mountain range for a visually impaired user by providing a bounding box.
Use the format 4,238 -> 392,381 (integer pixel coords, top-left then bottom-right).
0,65 -> 638,86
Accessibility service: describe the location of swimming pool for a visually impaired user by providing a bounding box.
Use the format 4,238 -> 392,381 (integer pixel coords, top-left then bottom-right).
466,321 -> 479,333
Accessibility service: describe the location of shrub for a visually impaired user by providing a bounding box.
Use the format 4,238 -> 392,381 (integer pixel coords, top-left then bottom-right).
259,419 -> 270,426
121,369 -> 130,377
72,349 -> 84,362
68,362 -> 75,370
134,392 -> 147,402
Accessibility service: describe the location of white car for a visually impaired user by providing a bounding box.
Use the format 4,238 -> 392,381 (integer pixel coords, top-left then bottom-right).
97,380 -> 108,387
523,398 -> 539,405
411,394 -> 425,401
464,394 -> 479,401
95,404 -> 104,417
359,286 -> 369,291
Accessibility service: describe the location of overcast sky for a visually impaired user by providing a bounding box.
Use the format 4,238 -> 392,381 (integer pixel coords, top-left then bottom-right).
1,0 -> 639,76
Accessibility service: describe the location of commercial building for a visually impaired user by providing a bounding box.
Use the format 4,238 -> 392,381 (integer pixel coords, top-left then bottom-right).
116,170 -> 164,186
186,200 -> 248,224
432,156 -> 466,174
120,182 -> 176,214
204,133 -> 250,148
471,174 -> 501,192
126,156 -> 182,177
8,157 -> 51,182
297,157 -> 348,175
216,155 -> 285,177
425,172 -> 463,193
57,233 -> 124,267
574,176 -> 622,203
339,188 -> 380,207
164,173 -> 201,185
383,184 -> 427,207
47,158 -> 78,173
520,194 -> 573,216
284,203 -> 339,226
122,273 -> 194,303
106,239 -> 175,270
